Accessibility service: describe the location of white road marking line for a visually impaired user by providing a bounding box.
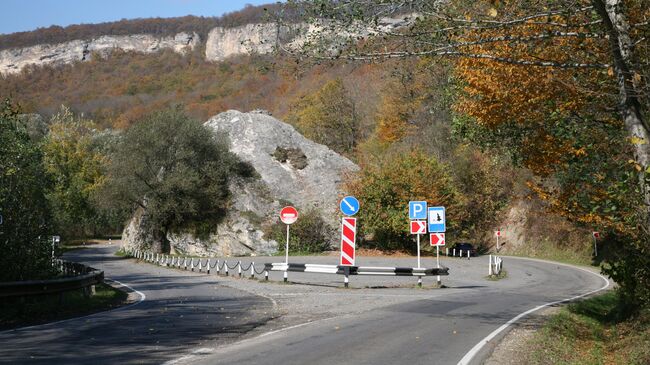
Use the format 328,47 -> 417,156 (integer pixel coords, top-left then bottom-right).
456,258 -> 611,365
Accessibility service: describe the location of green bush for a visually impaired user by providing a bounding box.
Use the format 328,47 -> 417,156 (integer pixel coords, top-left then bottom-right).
267,208 -> 333,254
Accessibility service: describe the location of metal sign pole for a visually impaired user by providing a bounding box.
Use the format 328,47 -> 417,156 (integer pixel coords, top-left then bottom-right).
593,236 -> 597,257
417,234 -> 421,268
497,234 -> 500,253
436,244 -> 441,286
284,224 -> 289,282
417,234 -> 422,287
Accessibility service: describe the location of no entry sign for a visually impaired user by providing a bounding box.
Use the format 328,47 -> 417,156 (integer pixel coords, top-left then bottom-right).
280,206 -> 298,225
430,233 -> 445,246
340,217 -> 356,266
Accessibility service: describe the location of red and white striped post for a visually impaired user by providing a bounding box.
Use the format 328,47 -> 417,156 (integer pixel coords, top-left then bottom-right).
340,217 -> 356,288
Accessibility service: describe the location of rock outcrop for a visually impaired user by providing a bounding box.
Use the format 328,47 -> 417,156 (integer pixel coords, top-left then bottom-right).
122,110 -> 359,256
1,14 -> 416,74
0,32 -> 199,75
203,15 -> 415,62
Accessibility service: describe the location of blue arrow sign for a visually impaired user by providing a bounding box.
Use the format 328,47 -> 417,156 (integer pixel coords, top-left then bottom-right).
428,206 -> 446,233
340,196 -> 360,216
409,201 -> 427,220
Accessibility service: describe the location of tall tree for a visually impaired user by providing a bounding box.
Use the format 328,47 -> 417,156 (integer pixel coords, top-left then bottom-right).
42,106 -> 108,238
288,78 -> 360,155
100,108 -> 255,253
0,99 -> 54,281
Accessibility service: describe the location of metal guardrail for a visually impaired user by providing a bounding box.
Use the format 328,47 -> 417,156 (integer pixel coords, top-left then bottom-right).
264,263 -> 449,276
129,249 -> 450,288
0,260 -> 104,298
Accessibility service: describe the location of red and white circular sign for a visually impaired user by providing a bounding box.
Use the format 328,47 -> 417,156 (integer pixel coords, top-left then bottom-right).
280,206 -> 298,225
495,230 -> 501,237
593,231 -> 600,239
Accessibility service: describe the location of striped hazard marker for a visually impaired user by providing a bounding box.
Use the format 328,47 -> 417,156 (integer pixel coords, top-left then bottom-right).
340,217 -> 356,266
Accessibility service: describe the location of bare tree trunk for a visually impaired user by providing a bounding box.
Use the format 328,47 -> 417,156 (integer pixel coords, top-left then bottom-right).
593,0 -> 650,229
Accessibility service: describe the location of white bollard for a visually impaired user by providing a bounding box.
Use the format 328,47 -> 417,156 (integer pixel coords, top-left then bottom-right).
467,250 -> 470,260
453,248 -> 456,257
207,258 -> 211,274
489,255 -> 493,276
198,259 -> 202,272
238,261 -> 242,277
191,258 -> 195,271
225,261 -> 229,276
250,262 -> 255,279
446,247 -> 449,256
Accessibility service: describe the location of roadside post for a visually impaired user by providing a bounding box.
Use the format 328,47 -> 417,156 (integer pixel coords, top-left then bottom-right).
280,206 -> 298,282
495,229 -> 501,252
428,206 -> 446,286
52,236 -> 60,260
409,201 -> 427,287
430,233 -> 445,285
339,196 -> 360,288
592,231 -> 599,257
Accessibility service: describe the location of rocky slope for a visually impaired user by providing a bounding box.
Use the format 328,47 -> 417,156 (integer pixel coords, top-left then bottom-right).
0,14 -> 415,74
122,110 -> 359,256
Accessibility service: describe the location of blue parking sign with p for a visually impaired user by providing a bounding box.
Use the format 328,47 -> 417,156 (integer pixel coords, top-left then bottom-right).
409,201 -> 427,220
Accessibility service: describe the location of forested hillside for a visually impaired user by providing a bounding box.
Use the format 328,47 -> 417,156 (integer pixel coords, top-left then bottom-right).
2,0 -> 640,287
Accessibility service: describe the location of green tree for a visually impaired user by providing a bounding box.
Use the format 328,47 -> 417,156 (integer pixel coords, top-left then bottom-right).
346,150 -> 462,251
0,99 -> 54,281
101,108 -> 255,253
42,106 -> 108,238
288,78 -> 360,156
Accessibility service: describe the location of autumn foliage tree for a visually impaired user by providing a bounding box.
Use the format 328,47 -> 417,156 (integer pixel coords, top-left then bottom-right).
288,78 -> 360,155
286,0 -> 650,307
42,107 -> 109,237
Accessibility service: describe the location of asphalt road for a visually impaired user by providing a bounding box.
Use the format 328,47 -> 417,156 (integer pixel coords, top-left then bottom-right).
185,255 -> 609,365
0,246 -> 274,365
0,246 -> 609,365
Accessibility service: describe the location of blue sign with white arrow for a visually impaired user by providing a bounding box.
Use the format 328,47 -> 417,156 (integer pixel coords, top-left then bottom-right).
409,201 -> 427,220
428,206 -> 446,233
340,196 -> 360,216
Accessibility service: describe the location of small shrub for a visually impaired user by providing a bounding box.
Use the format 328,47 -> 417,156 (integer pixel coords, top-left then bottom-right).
266,208 -> 332,254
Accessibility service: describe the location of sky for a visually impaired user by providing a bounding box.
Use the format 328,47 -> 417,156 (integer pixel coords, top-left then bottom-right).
0,0 -> 275,35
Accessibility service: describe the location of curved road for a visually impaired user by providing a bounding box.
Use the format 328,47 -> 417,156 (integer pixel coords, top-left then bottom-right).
0,246 -> 274,365
0,246 -> 608,365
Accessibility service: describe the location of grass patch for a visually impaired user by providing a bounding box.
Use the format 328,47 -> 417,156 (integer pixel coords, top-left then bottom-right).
507,240 -> 593,267
486,269 -> 508,281
524,291 -> 650,365
0,282 -> 128,330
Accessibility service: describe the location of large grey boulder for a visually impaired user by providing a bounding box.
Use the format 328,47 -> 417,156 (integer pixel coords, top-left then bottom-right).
122,110 -> 358,256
